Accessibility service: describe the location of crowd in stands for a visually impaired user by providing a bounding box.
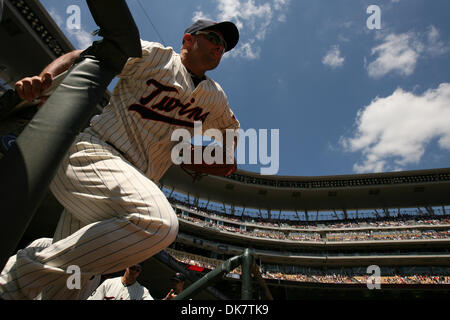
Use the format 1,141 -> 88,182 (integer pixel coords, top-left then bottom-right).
287,232 -> 322,242
166,248 -> 450,285
178,210 -> 449,242
353,274 -> 450,285
326,229 -> 449,242
168,196 -> 450,230
168,197 -> 450,224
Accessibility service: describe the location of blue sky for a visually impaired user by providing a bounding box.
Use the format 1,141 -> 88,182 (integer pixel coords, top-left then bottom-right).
41,0 -> 450,178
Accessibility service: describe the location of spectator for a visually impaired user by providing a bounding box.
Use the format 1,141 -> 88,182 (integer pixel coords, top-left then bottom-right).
164,272 -> 186,300
88,264 -> 153,300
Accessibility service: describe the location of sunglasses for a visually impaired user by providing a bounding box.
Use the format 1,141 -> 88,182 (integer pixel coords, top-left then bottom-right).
194,31 -> 227,53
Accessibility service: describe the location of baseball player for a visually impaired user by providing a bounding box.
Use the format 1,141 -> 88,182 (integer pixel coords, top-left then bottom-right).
88,264 -> 153,300
0,19 -> 240,299
163,272 -> 186,300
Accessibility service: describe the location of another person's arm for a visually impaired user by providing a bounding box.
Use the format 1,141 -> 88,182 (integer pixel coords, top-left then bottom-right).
87,280 -> 107,300
15,49 -> 83,101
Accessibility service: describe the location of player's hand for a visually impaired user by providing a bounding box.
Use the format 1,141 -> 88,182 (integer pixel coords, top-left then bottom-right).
14,72 -> 53,102
164,289 -> 177,300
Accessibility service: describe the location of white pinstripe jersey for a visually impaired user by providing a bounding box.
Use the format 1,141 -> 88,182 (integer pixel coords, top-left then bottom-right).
89,40 -> 240,183
87,277 -> 153,300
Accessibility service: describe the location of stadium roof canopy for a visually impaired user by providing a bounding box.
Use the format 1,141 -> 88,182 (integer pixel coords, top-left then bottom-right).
0,0 -> 75,86
159,166 -> 450,211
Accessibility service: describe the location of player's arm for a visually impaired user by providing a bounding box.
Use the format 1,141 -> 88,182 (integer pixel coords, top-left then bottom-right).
163,289 -> 177,300
15,49 -> 83,102
141,287 -> 154,300
87,280 -> 107,300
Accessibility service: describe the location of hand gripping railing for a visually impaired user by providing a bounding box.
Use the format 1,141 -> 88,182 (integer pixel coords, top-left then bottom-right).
173,249 -> 273,300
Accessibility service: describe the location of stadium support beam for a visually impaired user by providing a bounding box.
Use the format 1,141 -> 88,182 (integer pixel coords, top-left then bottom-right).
241,248 -> 254,300
374,209 -> 380,219
204,199 -> 210,210
193,196 -> 199,209
332,210 -> 339,220
0,0 -> 141,270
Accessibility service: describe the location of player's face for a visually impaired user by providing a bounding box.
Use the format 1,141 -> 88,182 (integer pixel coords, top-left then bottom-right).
127,266 -> 142,280
191,30 -> 225,71
172,280 -> 184,293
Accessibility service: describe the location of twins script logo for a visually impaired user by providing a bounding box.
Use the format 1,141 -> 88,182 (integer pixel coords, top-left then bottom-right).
128,79 -> 210,127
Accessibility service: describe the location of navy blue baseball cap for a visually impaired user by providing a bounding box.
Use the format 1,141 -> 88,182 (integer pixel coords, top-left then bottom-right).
185,19 -> 239,52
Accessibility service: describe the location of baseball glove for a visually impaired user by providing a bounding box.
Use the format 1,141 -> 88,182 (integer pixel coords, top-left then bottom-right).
181,161 -> 236,177
180,145 -> 237,181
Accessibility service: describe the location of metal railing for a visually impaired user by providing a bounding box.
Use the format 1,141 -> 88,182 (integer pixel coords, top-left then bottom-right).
173,248 -> 273,300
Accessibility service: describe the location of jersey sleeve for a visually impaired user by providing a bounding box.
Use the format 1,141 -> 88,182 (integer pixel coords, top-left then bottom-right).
205,81 -> 240,131
117,40 -> 167,79
87,280 -> 107,300
141,287 -> 154,300
205,104 -> 240,145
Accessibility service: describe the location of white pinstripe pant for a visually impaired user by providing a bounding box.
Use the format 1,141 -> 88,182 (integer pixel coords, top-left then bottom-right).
0,131 -> 178,299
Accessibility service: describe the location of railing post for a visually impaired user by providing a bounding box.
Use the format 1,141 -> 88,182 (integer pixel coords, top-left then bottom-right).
241,248 -> 254,299
173,255 -> 242,300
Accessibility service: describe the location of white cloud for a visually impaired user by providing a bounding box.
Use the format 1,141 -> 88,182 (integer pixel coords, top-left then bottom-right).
340,83 -> 450,173
367,26 -> 449,78
322,45 -> 345,69
192,10 -> 210,21
193,0 -> 290,59
426,25 -> 450,56
67,29 -> 93,50
367,32 -> 421,78
48,8 -> 64,26
230,40 -> 260,59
